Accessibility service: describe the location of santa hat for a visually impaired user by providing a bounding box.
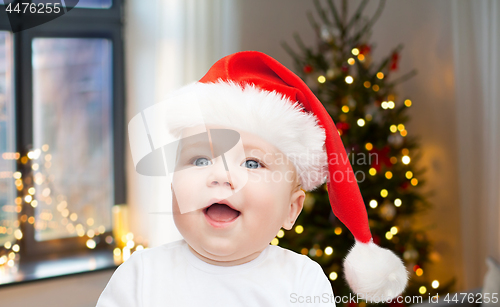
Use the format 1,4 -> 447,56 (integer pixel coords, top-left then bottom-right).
129,51 -> 408,300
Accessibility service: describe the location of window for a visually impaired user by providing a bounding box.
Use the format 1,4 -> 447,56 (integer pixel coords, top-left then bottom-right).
0,1 -> 125,285
0,31 -> 16,249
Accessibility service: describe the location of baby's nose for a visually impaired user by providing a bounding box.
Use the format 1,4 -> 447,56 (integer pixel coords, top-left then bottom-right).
206,156 -> 234,188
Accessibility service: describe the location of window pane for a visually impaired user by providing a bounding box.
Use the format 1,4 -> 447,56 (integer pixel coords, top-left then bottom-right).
0,32 -> 17,247
76,0 -> 113,9
32,38 -> 113,241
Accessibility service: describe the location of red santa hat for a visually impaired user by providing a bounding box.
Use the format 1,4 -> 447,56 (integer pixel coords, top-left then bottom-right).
130,51 -> 408,300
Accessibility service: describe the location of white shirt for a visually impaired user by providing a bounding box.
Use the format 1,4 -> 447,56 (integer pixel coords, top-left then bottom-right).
96,240 -> 336,306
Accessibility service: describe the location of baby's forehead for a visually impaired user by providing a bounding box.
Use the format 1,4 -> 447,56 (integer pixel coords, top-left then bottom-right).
180,124 -> 277,153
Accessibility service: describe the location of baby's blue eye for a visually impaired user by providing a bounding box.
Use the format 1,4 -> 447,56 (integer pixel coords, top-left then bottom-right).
193,157 -> 212,167
242,159 -> 262,169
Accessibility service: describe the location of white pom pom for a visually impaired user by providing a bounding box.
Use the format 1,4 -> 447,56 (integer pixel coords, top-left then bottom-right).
343,240 -> 408,301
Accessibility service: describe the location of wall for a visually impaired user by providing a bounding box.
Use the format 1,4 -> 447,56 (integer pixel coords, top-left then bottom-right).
239,0 -> 464,290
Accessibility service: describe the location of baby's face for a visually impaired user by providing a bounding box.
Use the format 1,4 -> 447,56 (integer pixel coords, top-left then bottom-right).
171,124 -> 305,265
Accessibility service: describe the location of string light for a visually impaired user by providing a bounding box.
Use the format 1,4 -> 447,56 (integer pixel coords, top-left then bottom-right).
397,124 -> 405,131
324,246 -> 333,255
277,229 -> 285,238
271,238 -> 279,245
390,156 -> 397,164
416,268 -> 424,276
14,229 -> 23,240
86,239 -> 96,249
411,178 -> 419,186
404,99 -> 412,107
309,248 -> 316,257
390,226 -> 398,235
357,54 -> 365,61
432,280 -> 440,289
385,171 -> 393,179
317,75 -> 326,83
369,168 -> 377,176
364,81 -> 371,88
400,129 -> 408,137
351,48 -> 360,56
376,72 -> 384,79
385,232 -> 393,240
369,200 -> 378,208
387,101 -> 395,109
402,155 -> 411,164
380,189 -> 388,198
390,125 -> 398,133
347,58 -> 355,65
295,225 -> 304,234
345,76 -> 354,84
365,143 -> 373,151
342,105 -> 349,113
334,227 -> 342,235
419,286 -> 427,294
372,85 -> 380,92
405,171 -> 413,179
381,101 -> 388,109
394,198 -> 402,207
329,272 -> 338,280
357,118 -> 365,126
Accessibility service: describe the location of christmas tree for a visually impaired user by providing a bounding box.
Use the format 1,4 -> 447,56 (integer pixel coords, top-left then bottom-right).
276,0 -> 454,305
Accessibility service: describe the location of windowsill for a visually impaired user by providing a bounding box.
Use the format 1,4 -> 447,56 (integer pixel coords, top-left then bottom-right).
0,249 -> 117,287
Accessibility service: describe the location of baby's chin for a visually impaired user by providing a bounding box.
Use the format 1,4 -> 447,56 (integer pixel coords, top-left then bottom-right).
190,238 -> 266,264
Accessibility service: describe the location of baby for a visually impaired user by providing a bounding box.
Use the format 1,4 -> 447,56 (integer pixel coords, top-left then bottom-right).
96,51 -> 407,307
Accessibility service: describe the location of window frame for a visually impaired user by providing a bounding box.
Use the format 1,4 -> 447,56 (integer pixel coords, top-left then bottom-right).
0,1 -> 125,264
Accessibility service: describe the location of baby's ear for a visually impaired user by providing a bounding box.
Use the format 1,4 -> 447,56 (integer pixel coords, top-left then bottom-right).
282,189 -> 305,230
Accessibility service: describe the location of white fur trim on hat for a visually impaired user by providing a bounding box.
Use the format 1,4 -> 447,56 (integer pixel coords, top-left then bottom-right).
343,240 -> 409,301
163,81 -> 328,191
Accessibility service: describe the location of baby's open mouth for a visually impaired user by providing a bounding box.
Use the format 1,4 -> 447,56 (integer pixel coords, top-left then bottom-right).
203,203 -> 241,224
